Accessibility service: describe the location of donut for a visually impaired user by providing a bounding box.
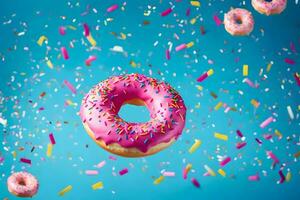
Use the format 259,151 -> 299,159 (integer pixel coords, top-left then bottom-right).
7,172 -> 39,197
80,73 -> 187,157
252,0 -> 287,15
224,8 -> 254,36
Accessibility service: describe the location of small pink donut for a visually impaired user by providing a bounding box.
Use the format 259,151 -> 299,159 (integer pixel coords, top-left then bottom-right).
80,73 -> 187,157
224,8 -> 254,36
7,172 -> 39,197
252,0 -> 287,15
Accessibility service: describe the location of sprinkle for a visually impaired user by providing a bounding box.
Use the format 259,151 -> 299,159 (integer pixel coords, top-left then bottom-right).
161,8 -> 172,16
59,26 -> 66,35
250,99 -> 260,108
266,63 -> 272,72
46,143 -> 53,157
95,160 -> 106,168
162,171 -> 175,177
236,142 -> 247,149
266,151 -> 279,164
0,117 -> 7,127
191,178 -> 200,188
58,185 -> 72,196
214,132 -> 228,141
87,34 -> 97,47
284,58 -> 295,65
214,102 -> 223,110
243,64 -> 248,76
46,59 -> 54,69
183,163 -> 192,179
186,41 -> 194,48
64,80 -> 77,94
175,44 -> 187,51
0,157 -> 4,163
213,15 -> 222,26
188,139 -> 201,153
277,170 -> 285,184
220,157 -> 231,167
260,117 -> 274,128
218,169 -> 226,177
92,181 -> 103,190
236,130 -> 243,138
12,151 -> 17,158
204,165 -> 216,176
85,56 -> 97,66
85,170 -> 99,175
37,35 -> 48,46
287,106 -> 294,120
190,1 -> 201,7
20,158 -> 31,165
243,78 -> 258,88
119,168 -> 128,176
83,23 -> 90,36
49,133 -> 56,145
166,49 -> 170,60
61,47 -> 69,60
197,69 -> 214,82
294,151 -> 300,158
248,174 -> 260,181
107,4 -> 118,12
294,73 -> 300,86
274,129 -> 282,139
154,176 -> 165,185
286,171 -> 292,182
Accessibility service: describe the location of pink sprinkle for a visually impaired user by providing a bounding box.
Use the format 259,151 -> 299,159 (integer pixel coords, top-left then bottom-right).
119,168 -> 128,176
267,151 -> 279,164
109,155 -> 117,160
166,49 -> 170,60
63,80 -> 76,94
183,168 -> 188,179
161,8 -> 172,16
107,4 -> 118,12
197,72 -> 208,82
59,26 -> 66,35
20,158 -> 31,165
263,134 -> 272,140
49,133 -> 56,145
61,47 -> 69,60
191,178 -> 200,188
260,117 -> 274,128
290,42 -> 297,53
175,44 -> 187,51
284,58 -> 295,65
277,170 -> 285,184
236,142 -> 247,149
0,157 -> 4,163
294,73 -> 300,86
220,157 -> 231,167
213,15 -> 222,26
83,23 -> 90,36
243,78 -> 258,88
96,160 -> 106,168
162,171 -> 175,177
203,172 -> 211,176
248,174 -> 260,181
236,130 -> 243,138
186,8 -> 191,16
85,55 -> 97,66
85,170 -> 99,175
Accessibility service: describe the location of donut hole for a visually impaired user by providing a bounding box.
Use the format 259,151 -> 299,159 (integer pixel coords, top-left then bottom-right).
265,0 -> 272,2
118,99 -> 150,123
235,17 -> 243,25
18,178 -> 26,186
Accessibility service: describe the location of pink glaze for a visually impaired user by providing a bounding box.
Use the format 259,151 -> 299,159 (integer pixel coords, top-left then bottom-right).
7,172 -> 39,197
80,74 -> 187,153
252,0 -> 287,16
224,8 -> 254,36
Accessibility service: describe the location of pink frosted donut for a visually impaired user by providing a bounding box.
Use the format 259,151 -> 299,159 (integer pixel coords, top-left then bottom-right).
7,172 -> 39,197
252,0 -> 287,15
80,73 -> 187,157
224,8 -> 254,36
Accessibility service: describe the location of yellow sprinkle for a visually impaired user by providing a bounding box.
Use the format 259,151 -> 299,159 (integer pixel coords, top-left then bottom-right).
87,34 -> 97,47
274,129 -> 282,139
195,102 -> 201,109
12,151 -> 17,158
207,69 -> 214,76
46,59 -> 53,69
92,181 -> 103,190
214,132 -> 228,141
46,143 -> 53,157
218,169 -> 226,177
189,139 -> 201,153
298,105 -> 300,110
214,102 -> 223,111
190,17 -> 197,24
185,163 -> 192,172
120,32 -> 126,40
286,171 -> 291,182
190,1 -> 201,7
243,64 -> 248,76
130,60 -> 137,68
58,185 -> 72,196
196,85 -> 203,91
67,25 -> 77,30
153,176 -> 165,185
294,151 -> 300,158
37,35 -> 48,46
186,42 -> 194,48
266,63 -> 272,72
250,99 -> 260,108
204,165 -> 216,176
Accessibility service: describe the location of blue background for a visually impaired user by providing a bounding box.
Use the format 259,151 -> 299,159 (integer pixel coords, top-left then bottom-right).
0,0 -> 299,199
